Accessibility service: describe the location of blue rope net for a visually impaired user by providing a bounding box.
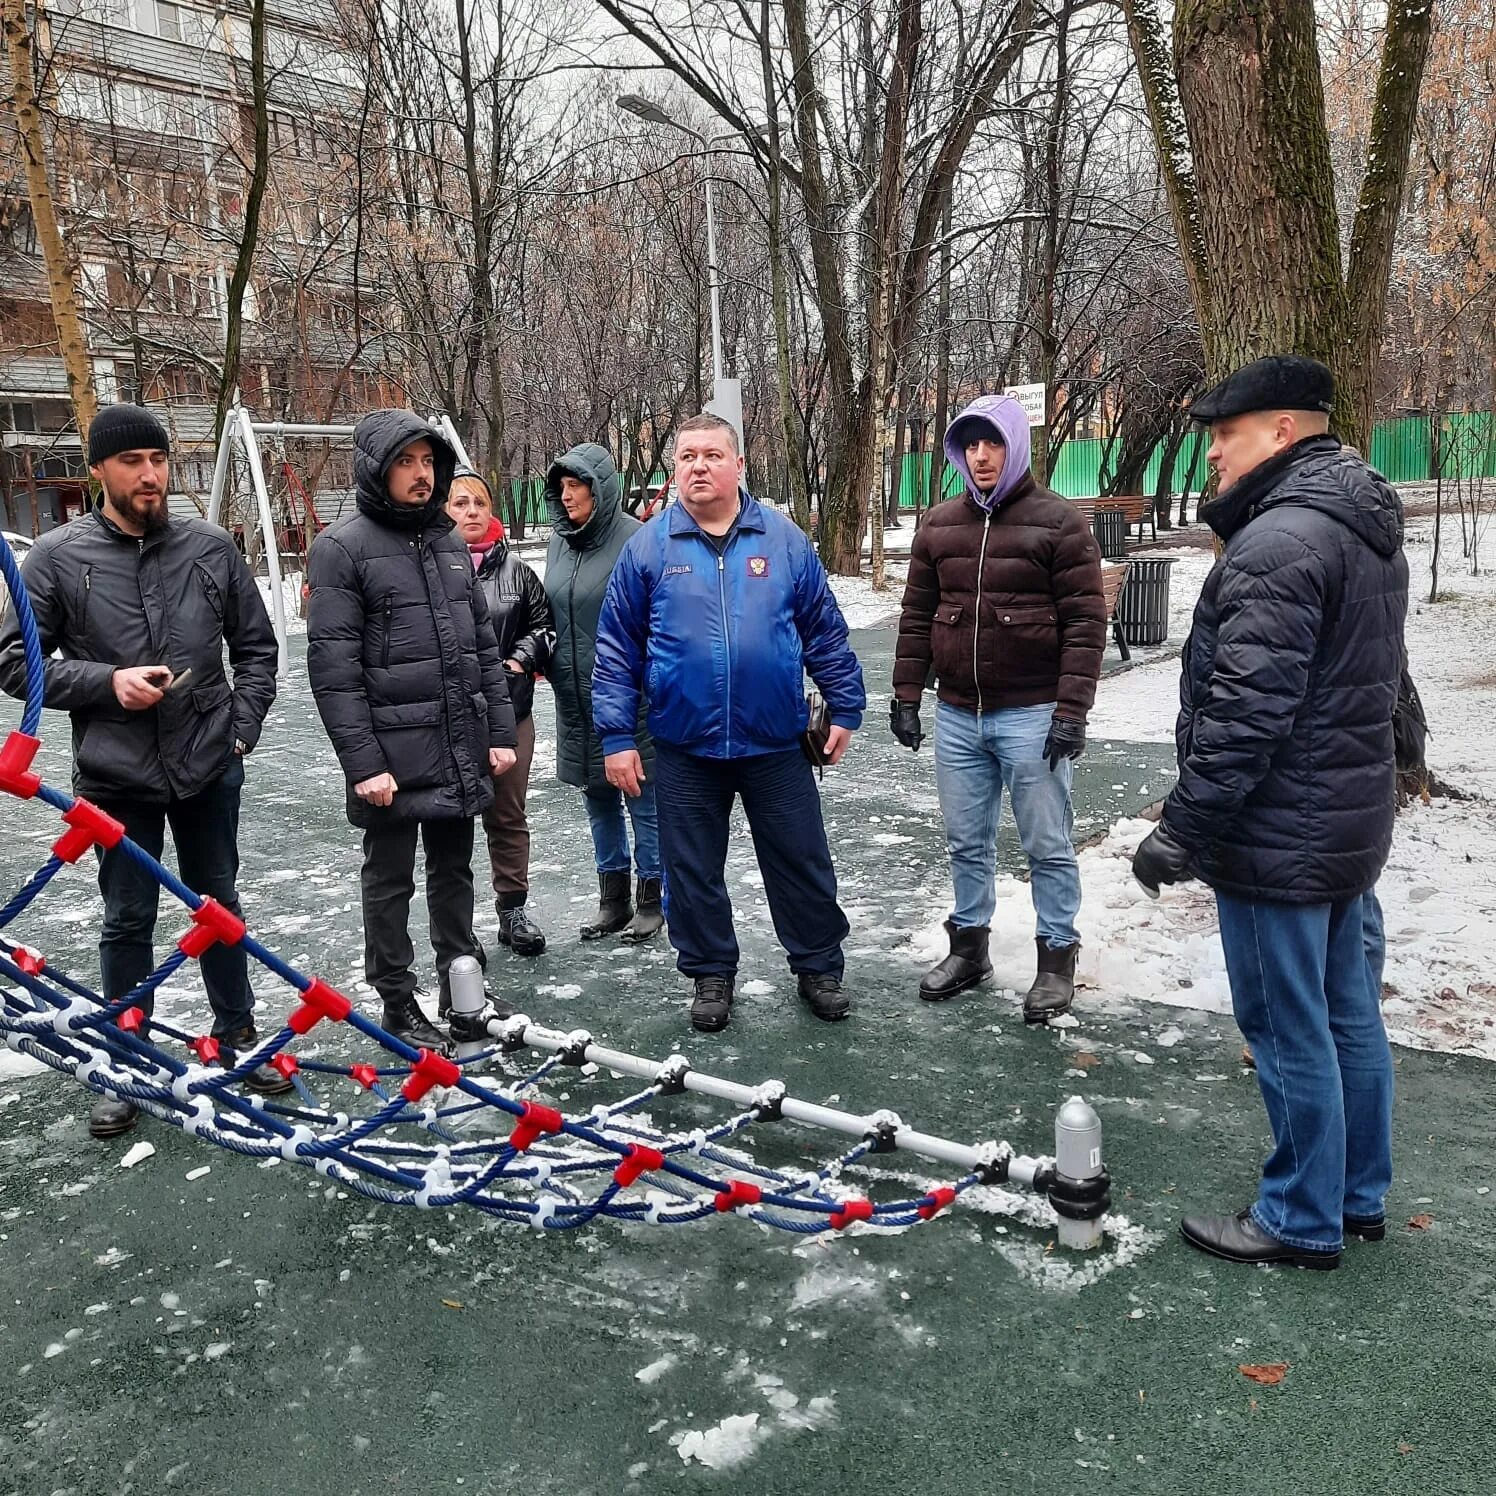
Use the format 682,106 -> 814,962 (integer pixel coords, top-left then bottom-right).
0,527 -> 1023,1236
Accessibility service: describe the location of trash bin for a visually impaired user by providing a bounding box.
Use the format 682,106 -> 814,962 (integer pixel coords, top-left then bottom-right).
1091,506 -> 1127,561
1116,557 -> 1177,646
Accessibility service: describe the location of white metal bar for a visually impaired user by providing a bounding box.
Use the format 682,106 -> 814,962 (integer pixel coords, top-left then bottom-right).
205,412 -> 237,528
496,1020 -> 1041,1182
235,406 -> 288,678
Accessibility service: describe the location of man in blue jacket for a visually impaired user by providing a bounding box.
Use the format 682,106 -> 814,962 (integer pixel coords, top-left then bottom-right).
1132,356 -> 1407,1271
593,413 -> 866,1032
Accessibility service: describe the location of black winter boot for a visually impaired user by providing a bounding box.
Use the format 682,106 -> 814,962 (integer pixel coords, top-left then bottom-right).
498,898 -> 547,957
919,921 -> 993,1002
88,1096 -> 140,1139
381,994 -> 448,1050
797,972 -> 850,1022
690,975 -> 736,1032
621,877 -> 664,943
1023,938 -> 1080,1023
581,871 -> 633,939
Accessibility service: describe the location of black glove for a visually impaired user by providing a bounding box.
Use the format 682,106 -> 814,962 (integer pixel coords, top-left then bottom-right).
503,665 -> 534,723
1131,822 -> 1194,897
1043,714 -> 1086,771
889,698 -> 924,751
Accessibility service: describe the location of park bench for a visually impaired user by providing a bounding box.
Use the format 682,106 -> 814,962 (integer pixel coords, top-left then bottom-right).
1101,561 -> 1131,662
1072,494 -> 1157,547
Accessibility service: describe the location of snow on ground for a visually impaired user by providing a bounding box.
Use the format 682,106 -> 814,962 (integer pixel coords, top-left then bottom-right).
912,505 -> 1496,1062
254,572 -> 306,636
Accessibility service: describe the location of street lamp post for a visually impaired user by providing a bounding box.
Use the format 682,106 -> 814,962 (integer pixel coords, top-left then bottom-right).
618,95 -> 738,439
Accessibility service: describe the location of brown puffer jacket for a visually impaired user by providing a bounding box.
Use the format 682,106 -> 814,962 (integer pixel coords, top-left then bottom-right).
893,477 -> 1106,719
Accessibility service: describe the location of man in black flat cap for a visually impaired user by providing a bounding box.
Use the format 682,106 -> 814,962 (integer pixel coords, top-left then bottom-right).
1132,355 -> 1408,1271
0,403 -> 285,1139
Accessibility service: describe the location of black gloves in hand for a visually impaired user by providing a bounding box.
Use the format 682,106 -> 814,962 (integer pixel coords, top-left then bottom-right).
889,699 -> 924,751
1043,714 -> 1086,771
1131,822 -> 1194,896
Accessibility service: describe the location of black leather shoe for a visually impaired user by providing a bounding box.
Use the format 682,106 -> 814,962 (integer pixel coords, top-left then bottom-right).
498,903 -> 547,957
690,975 -> 735,1032
797,972 -> 850,1022
1023,939 -> 1079,1023
1343,1214 -> 1386,1242
919,921 -> 992,1001
221,1026 -> 295,1096
381,996 -> 449,1050
1180,1208 -> 1340,1269
88,1096 -> 139,1139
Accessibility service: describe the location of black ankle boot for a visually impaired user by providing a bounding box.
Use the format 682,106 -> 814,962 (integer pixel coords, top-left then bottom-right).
1023,938 -> 1080,1023
381,995 -> 448,1050
581,871 -> 633,939
621,876 -> 664,943
88,1096 -> 140,1139
690,975 -> 735,1032
498,900 -> 547,956
919,921 -> 993,1002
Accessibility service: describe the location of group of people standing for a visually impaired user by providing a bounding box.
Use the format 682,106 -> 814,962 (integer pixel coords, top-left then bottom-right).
1,356 -> 1410,1280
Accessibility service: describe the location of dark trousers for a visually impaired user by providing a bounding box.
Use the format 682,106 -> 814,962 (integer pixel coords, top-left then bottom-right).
654,743 -> 847,980
95,758 -> 254,1036
361,815 -> 481,1007
481,714 -> 535,906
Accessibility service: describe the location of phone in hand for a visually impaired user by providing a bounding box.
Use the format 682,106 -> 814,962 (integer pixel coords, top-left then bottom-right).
165,667 -> 193,693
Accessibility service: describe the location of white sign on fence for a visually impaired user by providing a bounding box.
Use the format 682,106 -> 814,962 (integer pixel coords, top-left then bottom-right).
1003,383 -> 1047,426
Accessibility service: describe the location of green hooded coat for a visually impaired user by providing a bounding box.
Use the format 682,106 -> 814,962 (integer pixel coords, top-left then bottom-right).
543,443 -> 652,791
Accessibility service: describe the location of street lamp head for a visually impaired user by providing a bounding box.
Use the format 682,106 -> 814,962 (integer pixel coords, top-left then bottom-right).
618,94 -> 679,130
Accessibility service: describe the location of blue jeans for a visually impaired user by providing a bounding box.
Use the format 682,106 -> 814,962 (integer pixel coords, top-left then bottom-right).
934,700 -> 1080,947
583,781 -> 660,880
94,758 -> 255,1036
1216,889 -> 1394,1253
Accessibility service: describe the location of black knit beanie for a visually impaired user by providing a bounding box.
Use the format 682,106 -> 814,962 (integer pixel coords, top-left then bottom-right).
87,404 -> 171,465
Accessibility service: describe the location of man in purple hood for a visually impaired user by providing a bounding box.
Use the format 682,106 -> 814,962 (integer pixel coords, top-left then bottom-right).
892,394 -> 1106,1019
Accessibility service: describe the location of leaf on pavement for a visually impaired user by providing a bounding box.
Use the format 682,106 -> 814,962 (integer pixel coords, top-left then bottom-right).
1238,1363 -> 1289,1386
1073,1052 -> 1101,1068
441,1298 -> 464,1310
1407,1214 -> 1434,1230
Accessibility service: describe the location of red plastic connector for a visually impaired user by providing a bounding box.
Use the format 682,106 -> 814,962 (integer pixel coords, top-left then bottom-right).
714,1178 -> 763,1213
350,1063 -> 381,1091
0,732 -> 41,799
270,1053 -> 299,1081
917,1186 -> 958,1221
117,1006 -> 146,1034
830,1197 -> 875,1230
12,945 -> 45,976
190,1035 -> 222,1065
401,1047 -> 461,1103
177,898 -> 246,959
613,1144 -> 666,1189
287,976 -> 353,1035
52,798 -> 126,864
507,1100 -> 564,1152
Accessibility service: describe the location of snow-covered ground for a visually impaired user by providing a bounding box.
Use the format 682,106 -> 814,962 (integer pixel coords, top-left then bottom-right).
914,511 -> 1496,1062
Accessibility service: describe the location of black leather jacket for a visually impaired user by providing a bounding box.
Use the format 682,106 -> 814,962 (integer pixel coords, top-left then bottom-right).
473,540 -> 552,721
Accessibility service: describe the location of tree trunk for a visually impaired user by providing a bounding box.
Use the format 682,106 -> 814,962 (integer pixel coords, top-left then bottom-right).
4,0 -> 97,443
214,0 -> 269,441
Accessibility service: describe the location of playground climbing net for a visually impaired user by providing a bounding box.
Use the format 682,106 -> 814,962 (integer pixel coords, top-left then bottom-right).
0,529 -> 1111,1243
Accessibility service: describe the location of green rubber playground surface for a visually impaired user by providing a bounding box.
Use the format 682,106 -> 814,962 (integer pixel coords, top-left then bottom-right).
1,631 -> 1488,1493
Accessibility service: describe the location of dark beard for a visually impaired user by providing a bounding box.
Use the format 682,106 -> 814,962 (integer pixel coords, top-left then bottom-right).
109,487 -> 169,533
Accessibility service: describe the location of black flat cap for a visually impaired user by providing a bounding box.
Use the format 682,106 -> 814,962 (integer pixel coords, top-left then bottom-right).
1189,355 -> 1334,424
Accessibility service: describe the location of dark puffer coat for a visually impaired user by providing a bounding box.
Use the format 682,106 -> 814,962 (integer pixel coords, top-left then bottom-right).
1162,436 -> 1409,903
307,411 -> 515,828
0,506 -> 277,802
473,541 -> 553,721
894,476 -> 1106,719
543,443 -> 651,792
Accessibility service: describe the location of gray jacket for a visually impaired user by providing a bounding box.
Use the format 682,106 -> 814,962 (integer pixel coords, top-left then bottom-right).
0,506 -> 278,802
543,442 -> 651,791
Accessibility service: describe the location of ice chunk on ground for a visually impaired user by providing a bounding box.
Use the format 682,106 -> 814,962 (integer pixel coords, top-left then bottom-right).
673,1413 -> 764,1469
634,1354 -> 678,1384
119,1141 -> 156,1168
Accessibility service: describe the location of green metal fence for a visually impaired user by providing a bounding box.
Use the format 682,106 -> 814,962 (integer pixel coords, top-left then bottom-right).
897,411 -> 1496,507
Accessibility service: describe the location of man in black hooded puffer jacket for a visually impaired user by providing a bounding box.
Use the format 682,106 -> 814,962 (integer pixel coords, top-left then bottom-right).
308,412 -> 517,1046
1133,356 -> 1408,1273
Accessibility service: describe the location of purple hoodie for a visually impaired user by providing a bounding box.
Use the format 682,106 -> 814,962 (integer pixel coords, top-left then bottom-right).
943,394 -> 1032,512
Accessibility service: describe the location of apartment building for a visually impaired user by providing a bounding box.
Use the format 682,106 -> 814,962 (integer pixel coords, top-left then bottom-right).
0,0 -> 399,534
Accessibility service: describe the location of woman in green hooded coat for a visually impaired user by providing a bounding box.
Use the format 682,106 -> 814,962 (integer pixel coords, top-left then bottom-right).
543,442 -> 661,942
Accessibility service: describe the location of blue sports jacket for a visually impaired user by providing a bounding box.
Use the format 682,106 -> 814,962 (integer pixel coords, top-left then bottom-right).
593,493 -> 866,759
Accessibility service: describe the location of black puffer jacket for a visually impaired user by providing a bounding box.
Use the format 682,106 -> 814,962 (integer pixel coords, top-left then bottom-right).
307,411 -> 515,828
1163,436 -> 1409,902
0,506 -> 277,802
473,540 -> 552,722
